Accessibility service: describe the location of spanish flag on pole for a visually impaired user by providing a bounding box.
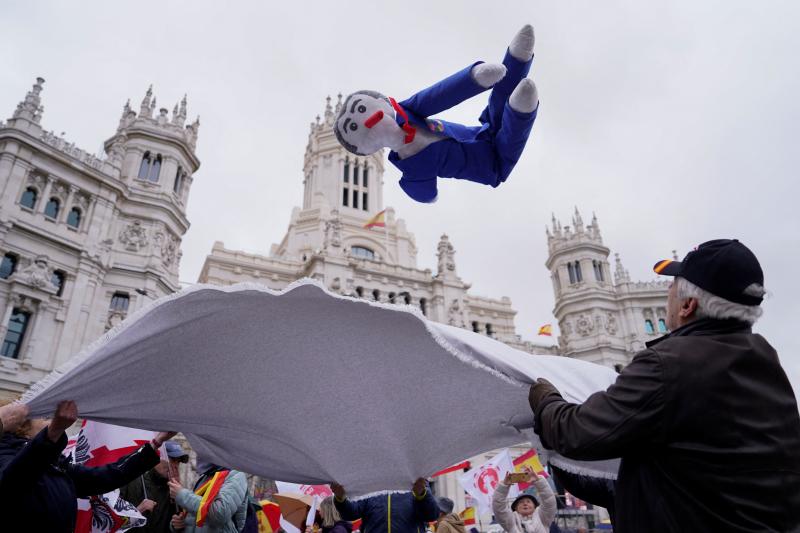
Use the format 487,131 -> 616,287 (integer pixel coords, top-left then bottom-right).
537,324 -> 552,336
363,209 -> 386,229
513,449 -> 548,490
460,507 -> 476,526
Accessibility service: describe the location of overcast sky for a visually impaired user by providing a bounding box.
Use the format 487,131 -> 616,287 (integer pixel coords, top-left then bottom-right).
2,1 -> 798,395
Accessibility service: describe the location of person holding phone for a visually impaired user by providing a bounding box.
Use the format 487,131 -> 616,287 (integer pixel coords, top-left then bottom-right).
491,466 -> 556,533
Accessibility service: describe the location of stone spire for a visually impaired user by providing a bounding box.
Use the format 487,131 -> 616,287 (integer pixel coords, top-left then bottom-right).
334,93 -> 343,115
12,77 -> 45,124
573,206 -> 584,233
140,85 -> 154,118
324,95 -> 334,124
614,253 -> 630,284
172,94 -> 187,126
436,234 -> 457,278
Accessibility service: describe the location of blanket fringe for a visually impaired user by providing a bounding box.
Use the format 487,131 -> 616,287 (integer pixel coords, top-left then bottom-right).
548,456 -> 619,481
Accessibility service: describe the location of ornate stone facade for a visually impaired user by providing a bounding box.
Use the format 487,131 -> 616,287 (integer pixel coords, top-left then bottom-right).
546,208 -> 670,369
199,95 -> 552,356
0,78 -> 200,398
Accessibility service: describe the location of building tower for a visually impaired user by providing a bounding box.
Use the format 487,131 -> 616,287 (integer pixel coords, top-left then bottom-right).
545,209 -> 671,370
103,86 -> 201,293
545,209 -> 629,369
0,78 -> 199,397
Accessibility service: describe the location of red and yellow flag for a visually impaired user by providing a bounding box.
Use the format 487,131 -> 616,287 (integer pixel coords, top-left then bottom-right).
258,500 -> 282,533
195,470 -> 230,526
513,449 -> 548,490
460,507 -> 476,526
537,324 -> 552,336
363,209 -> 386,229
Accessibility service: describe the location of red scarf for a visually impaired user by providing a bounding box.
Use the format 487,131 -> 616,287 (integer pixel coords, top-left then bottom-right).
389,97 -> 416,144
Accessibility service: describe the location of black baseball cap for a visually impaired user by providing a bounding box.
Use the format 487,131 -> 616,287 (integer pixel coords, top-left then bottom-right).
653,239 -> 764,306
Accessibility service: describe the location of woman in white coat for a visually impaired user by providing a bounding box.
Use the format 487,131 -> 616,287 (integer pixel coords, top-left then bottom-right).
491,466 -> 556,533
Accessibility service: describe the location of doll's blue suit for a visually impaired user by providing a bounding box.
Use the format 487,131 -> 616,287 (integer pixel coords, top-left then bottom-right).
388,50 -> 538,203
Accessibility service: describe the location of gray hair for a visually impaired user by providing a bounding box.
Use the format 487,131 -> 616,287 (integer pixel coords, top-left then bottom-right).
319,496 -> 342,528
676,277 -> 764,325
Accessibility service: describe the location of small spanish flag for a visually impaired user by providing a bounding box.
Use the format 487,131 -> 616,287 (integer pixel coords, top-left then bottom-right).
363,209 -> 386,229
258,500 -> 282,533
537,324 -> 552,336
513,449 -> 548,490
460,507 -> 476,526
195,470 -> 230,526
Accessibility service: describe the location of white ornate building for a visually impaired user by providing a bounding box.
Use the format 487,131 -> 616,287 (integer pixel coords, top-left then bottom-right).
0,78 -> 200,399
545,209 -> 671,370
199,95 -> 553,356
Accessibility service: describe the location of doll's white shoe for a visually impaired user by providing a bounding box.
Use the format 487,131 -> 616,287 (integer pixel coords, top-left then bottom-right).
509,24 -> 535,62
471,63 -> 507,89
509,79 -> 538,114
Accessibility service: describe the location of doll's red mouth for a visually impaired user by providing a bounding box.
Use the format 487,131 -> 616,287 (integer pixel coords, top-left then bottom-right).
364,111 -> 384,129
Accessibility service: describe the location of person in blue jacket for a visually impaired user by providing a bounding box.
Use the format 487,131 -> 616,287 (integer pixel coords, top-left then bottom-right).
333,24 -> 539,204
331,478 -> 439,533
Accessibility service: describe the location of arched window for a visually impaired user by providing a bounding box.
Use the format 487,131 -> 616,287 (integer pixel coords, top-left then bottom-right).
363,167 -> 369,188
574,261 -> 583,282
20,187 -> 38,209
567,262 -> 576,284
614,364 -> 624,373
1,308 -> 31,359
0,253 -> 18,279
173,166 -> 184,193
593,260 -> 605,282
51,270 -> 66,297
352,190 -> 359,209
66,207 -> 82,229
658,318 -> 668,333
388,292 -> 396,304
148,154 -> 162,182
485,323 -> 494,337
351,246 -> 374,260
138,151 -> 152,180
372,289 -> 380,301
645,319 -> 655,334
343,158 -> 350,183
472,321 -> 480,333
110,292 -> 130,312
362,192 -> 368,211
44,198 -> 60,219
355,286 -> 364,298
403,293 -> 411,305
353,163 -> 360,186
419,298 -> 428,316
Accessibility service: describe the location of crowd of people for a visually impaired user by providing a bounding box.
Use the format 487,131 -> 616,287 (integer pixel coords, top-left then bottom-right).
0,239 -> 799,532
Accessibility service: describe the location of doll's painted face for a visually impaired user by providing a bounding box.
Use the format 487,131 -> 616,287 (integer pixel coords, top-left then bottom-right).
335,91 -> 398,156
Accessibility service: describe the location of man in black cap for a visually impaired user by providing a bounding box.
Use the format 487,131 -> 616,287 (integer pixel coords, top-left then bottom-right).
528,239 -> 800,532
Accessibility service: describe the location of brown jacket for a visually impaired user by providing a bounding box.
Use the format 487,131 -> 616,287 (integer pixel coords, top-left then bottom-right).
534,318 -> 800,533
436,513 -> 466,533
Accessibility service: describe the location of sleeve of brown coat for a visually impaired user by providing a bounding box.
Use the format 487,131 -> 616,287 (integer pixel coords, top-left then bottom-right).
534,349 -> 667,461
